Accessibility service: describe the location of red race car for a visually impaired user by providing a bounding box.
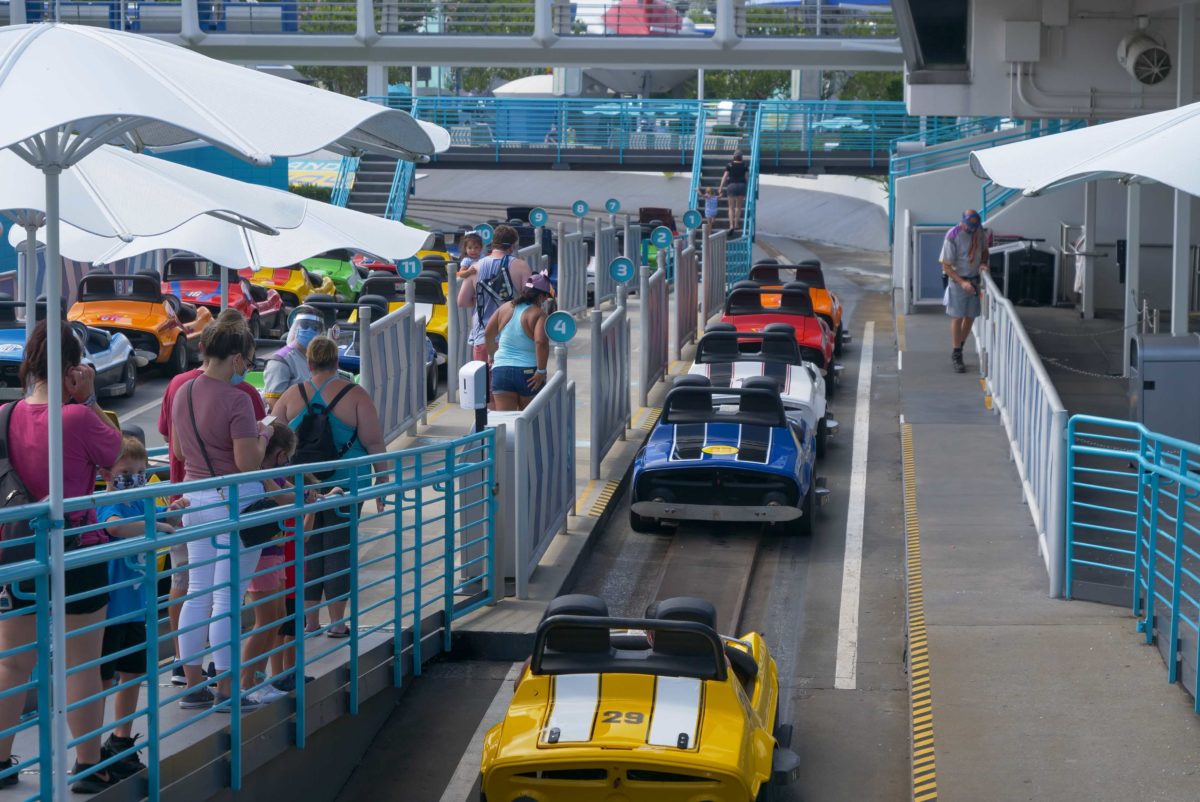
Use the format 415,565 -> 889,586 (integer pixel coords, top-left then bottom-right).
720,280 -> 840,398
163,257 -> 286,338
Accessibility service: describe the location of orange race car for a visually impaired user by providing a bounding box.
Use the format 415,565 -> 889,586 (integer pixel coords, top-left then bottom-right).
750,260 -> 851,355
68,271 -> 212,375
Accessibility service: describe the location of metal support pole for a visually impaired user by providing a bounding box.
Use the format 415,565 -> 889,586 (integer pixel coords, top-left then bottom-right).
220,260 -> 229,310
1174,4 -> 1196,335
1081,181 -> 1097,320
697,68 -> 705,100
639,263 -> 651,409
590,308 -> 602,480
366,64 -> 387,99
358,303 -> 373,398
22,224 -> 38,344
447,265 -> 460,404
1124,184 -> 1141,378
553,343 -> 567,379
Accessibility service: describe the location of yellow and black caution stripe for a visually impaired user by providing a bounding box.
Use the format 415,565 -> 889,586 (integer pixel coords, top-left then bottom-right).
589,479 -> 622,519
640,407 -> 662,432
902,424 -> 937,802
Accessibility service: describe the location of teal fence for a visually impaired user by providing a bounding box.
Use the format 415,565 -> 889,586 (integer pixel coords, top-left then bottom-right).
330,155 -> 357,208
1066,415 -> 1200,712
0,431 -> 495,798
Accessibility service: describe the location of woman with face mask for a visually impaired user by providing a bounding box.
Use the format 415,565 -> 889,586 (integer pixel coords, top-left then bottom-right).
262,304 -> 330,413
169,313 -> 274,712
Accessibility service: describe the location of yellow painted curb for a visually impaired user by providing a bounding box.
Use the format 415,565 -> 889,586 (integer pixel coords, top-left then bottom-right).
902,424 -> 937,802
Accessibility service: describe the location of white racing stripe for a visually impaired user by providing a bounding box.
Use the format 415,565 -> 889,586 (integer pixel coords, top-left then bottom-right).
834,321 -> 875,691
438,662 -> 522,802
647,676 -> 703,747
542,673 -> 601,743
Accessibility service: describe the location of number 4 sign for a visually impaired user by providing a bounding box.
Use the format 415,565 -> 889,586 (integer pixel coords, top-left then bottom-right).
546,311 -> 577,343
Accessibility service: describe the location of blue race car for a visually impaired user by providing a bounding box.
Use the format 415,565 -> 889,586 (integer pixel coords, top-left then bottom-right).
629,375 -> 827,536
0,297 -> 140,401
336,293 -> 439,402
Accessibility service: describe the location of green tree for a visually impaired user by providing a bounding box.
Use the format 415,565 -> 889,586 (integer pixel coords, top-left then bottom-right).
825,71 -> 904,101
680,70 -> 791,101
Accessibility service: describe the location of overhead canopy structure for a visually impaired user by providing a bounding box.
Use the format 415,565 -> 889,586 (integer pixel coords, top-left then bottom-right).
969,102 -> 1200,197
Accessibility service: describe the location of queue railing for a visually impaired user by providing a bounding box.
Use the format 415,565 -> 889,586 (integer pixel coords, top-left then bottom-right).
513,367 -> 576,598
592,217 -> 620,307
673,238 -> 699,360
555,223 -> 589,316
590,290 -> 631,479
0,433 -> 495,798
701,225 -> 728,325
357,301 -> 427,441
1065,415 -> 1200,709
445,267 -> 471,404
725,232 -> 752,289
977,271 -> 1068,596
639,258 -> 670,408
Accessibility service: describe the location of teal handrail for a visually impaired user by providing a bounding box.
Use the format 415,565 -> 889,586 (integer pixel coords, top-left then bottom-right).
742,102 -> 765,239
385,159 -> 415,222
687,103 -> 708,217
331,155 -> 358,208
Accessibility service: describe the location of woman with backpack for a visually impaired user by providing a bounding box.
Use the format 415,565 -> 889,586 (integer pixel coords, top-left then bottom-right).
456,224 -> 533,364
273,336 -> 385,638
0,321 -> 122,792
483,273 -> 553,411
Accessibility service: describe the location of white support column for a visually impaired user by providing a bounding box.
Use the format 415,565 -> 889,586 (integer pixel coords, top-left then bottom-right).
1082,181 -> 1097,320
1173,3 -> 1196,335
1124,183 -> 1141,377
697,69 -> 705,100
366,64 -> 387,99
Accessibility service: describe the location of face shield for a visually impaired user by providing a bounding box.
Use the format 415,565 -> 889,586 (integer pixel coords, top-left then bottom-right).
286,312 -> 330,350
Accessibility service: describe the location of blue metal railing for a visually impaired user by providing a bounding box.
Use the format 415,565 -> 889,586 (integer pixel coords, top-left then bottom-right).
330,155 -> 358,208
1066,415 -> 1200,712
385,159 -> 416,222
981,180 -> 1022,222
686,103 -> 708,217
742,102 -> 764,239
0,431 -> 495,798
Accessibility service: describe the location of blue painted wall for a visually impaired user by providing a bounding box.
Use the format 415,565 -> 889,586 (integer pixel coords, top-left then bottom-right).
0,146 -> 288,273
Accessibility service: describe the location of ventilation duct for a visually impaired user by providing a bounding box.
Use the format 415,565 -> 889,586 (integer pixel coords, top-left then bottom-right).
1117,31 -> 1171,85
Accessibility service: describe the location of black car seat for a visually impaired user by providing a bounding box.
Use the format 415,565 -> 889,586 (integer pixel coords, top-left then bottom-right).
647,596 -> 759,689
779,282 -> 815,317
704,321 -> 737,334
413,272 -> 448,305
420,256 -> 448,282
355,294 -> 389,322
542,594 -> 610,654
0,293 -> 15,325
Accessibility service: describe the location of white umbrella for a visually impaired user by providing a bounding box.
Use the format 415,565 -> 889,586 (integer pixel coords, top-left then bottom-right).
969,103 -> 1200,196
15,194 -> 430,269
0,24 -> 447,796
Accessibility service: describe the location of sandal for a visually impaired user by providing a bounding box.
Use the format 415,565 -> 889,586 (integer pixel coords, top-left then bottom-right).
326,626 -> 351,638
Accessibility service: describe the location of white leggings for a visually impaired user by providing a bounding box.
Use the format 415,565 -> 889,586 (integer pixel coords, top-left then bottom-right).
177,486 -> 264,671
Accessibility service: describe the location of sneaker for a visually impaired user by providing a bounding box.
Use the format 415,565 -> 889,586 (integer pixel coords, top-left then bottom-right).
952,349 -> 966,373
70,762 -> 117,795
212,691 -> 261,714
178,687 -> 215,710
270,674 -> 314,694
170,666 -> 187,686
100,734 -> 145,780
248,684 -> 289,705
0,756 -> 18,788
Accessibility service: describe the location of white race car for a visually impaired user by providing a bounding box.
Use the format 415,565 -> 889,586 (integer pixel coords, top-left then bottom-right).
688,322 -> 839,457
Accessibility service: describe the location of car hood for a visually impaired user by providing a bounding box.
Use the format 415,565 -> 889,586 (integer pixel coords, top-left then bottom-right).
243,267 -> 303,291
640,420 -> 801,474
164,280 -> 244,307
69,301 -> 163,330
0,328 -> 25,363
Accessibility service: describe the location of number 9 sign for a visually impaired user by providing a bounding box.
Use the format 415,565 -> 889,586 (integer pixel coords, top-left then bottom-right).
546,311 -> 577,344
529,207 -> 549,227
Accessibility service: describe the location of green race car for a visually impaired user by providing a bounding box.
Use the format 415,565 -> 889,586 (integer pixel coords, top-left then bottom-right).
300,249 -> 364,302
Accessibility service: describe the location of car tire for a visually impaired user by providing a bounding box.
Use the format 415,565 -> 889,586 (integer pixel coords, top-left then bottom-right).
169,337 -> 189,376
834,323 -> 844,356
824,368 -> 836,401
629,508 -> 667,535
782,484 -> 815,537
425,365 -> 438,402
120,358 -> 137,398
816,418 -> 828,459
249,312 -> 261,340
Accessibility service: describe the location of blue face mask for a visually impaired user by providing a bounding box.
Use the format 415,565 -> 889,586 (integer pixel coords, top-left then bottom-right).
230,372 -> 245,386
963,215 -> 982,232
296,328 -> 317,348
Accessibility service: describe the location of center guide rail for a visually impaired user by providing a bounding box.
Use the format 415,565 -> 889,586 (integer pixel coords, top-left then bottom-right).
0,431 -> 495,798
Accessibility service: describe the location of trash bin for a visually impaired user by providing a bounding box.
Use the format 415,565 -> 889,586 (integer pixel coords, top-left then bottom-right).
1129,334 -> 1200,443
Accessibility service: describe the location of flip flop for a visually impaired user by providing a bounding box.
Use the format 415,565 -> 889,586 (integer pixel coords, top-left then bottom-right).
326,626 -> 351,638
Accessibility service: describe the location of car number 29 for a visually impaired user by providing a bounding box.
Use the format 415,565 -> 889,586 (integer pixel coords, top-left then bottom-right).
600,710 -> 644,724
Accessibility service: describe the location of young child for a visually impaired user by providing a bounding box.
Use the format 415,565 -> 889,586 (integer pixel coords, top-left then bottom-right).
242,421 -> 298,704
703,187 -> 720,222
455,231 -> 485,280
96,436 -> 186,780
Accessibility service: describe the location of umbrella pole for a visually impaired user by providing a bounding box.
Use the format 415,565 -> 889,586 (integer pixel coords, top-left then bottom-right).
22,224 -> 37,343
220,262 -> 229,311
44,166 -> 70,802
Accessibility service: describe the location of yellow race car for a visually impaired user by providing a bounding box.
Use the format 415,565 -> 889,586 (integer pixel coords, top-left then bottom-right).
480,594 -> 801,802
239,264 -> 337,310
350,270 -> 450,355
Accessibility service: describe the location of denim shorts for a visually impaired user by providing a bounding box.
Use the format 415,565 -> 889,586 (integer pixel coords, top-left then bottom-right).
725,181 -> 747,198
492,366 -> 540,397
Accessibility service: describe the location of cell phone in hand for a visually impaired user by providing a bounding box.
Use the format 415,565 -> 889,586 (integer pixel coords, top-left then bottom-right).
260,415 -> 277,428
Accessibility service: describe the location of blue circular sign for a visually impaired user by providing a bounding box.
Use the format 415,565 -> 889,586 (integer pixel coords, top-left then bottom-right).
475,224 -> 494,245
529,207 -> 549,227
609,256 -> 636,284
571,200 -> 590,218
605,198 -> 621,214
682,209 -> 703,230
545,311 -> 577,344
651,226 -> 674,248
397,257 -> 422,280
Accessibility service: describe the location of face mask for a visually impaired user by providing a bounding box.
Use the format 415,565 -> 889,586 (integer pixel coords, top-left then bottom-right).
296,327 -> 317,349
112,472 -> 147,490
963,215 -> 982,232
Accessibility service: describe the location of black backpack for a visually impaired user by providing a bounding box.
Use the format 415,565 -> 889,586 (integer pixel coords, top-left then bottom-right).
292,382 -> 359,481
0,402 -> 39,564
476,254 -> 514,324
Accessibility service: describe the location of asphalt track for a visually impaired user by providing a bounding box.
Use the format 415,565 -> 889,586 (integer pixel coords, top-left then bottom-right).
333,236 -> 909,802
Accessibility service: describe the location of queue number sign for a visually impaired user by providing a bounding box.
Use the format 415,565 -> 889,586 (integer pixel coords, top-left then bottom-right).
605,198 -> 620,214
571,200 -> 590,218
476,223 -> 494,245
682,209 -> 703,230
529,207 -> 549,227
397,257 -> 422,280
651,226 -> 673,248
609,256 -> 636,285
546,311 -> 577,344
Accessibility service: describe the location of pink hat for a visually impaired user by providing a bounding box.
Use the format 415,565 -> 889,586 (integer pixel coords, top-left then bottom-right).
525,272 -> 554,295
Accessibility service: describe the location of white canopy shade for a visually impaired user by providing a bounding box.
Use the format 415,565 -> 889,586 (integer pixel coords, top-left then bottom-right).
0,144 -> 305,239
14,193 -> 430,268
969,102 -> 1200,197
0,23 -> 445,162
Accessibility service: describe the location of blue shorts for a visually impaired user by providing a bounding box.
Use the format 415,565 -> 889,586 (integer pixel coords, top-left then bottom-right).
492,366 -> 541,397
